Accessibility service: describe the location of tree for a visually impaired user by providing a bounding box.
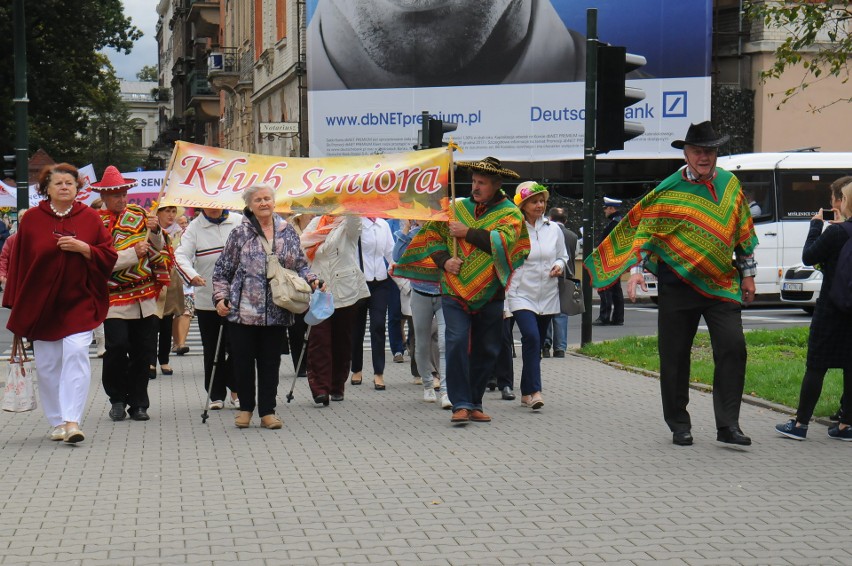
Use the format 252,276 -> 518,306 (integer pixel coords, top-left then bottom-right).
0,1 -> 142,163
136,64 -> 158,82
745,1 -> 851,110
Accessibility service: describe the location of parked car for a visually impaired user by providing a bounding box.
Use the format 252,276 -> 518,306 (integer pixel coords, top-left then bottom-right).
780,264 -> 820,313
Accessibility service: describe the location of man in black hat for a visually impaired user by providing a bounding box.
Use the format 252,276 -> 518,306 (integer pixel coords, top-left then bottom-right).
393,157 -> 530,425
585,122 -> 759,447
594,197 -> 625,326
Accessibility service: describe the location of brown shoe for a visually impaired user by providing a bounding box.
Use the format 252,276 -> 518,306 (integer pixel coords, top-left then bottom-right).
260,414 -> 283,430
451,408 -> 470,424
470,409 -> 492,423
235,411 -> 252,428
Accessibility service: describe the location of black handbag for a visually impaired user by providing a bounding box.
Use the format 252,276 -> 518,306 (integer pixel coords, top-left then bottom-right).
558,276 -> 584,316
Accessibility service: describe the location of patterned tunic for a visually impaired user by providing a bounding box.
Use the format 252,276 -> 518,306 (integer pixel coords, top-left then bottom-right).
585,168 -> 758,303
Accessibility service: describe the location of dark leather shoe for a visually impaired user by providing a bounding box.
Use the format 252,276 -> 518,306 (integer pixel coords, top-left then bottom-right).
314,394 -> 330,406
592,320 -> 610,326
501,386 -> 516,401
717,426 -> 752,446
129,408 -> 150,421
330,394 -> 344,402
109,403 -> 126,421
672,431 -> 693,446
486,381 -> 497,391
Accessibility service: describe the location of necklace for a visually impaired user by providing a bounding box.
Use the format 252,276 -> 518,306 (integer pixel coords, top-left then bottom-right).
50,201 -> 73,217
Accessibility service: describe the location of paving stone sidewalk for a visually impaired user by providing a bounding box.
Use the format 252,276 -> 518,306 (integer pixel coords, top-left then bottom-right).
1,351 -> 850,565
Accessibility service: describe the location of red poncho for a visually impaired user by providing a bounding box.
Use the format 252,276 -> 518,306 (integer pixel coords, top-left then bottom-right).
3,201 -> 118,341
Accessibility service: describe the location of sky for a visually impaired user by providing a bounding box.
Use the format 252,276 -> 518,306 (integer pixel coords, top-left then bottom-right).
105,0 -> 160,81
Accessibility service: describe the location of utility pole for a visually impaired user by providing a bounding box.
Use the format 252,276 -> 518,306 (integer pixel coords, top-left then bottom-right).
13,0 -> 29,211
581,9 -> 597,347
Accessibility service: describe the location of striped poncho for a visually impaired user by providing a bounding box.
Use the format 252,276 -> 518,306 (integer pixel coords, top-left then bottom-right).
584,167 -> 758,303
392,196 -> 530,310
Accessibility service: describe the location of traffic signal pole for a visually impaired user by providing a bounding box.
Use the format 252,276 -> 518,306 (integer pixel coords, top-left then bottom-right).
13,0 -> 29,211
581,9 -> 597,347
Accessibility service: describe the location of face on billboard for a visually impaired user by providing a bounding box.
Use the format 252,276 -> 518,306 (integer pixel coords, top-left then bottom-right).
326,0 -> 519,76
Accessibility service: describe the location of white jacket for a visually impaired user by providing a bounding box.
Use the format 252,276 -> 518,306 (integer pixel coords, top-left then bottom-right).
174,212 -> 243,311
303,216 -> 370,309
506,217 -> 569,315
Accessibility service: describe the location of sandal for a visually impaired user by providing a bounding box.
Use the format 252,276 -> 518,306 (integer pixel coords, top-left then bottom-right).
530,393 -> 544,410
350,371 -> 362,385
373,374 -> 385,390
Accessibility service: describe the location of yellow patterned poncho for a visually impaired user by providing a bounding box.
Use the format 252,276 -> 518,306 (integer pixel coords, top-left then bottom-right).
392,196 -> 530,310
584,168 -> 758,303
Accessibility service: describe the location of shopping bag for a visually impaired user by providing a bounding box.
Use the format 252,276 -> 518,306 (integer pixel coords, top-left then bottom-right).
2,337 -> 38,413
304,290 -> 335,326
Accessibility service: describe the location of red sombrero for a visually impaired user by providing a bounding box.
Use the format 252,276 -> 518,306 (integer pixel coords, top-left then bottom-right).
90,165 -> 138,192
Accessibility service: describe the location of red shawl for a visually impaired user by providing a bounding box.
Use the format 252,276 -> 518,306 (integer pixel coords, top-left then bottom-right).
3,201 -> 118,341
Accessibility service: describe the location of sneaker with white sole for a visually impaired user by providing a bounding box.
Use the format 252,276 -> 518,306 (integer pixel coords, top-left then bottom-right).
208,400 -> 224,410
228,397 -> 240,410
440,393 -> 452,409
423,388 -> 436,403
827,424 -> 852,441
775,419 -> 807,440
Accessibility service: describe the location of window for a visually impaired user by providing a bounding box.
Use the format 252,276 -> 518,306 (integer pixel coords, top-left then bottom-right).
276,0 -> 286,41
133,127 -> 144,149
778,171 -> 846,220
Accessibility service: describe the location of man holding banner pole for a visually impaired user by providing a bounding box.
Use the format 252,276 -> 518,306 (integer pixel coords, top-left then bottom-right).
393,157 -> 529,425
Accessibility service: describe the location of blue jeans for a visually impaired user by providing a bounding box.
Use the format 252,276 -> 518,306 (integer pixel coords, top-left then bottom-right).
512,310 -> 553,396
442,297 -> 503,411
545,313 -> 568,351
387,281 -> 405,355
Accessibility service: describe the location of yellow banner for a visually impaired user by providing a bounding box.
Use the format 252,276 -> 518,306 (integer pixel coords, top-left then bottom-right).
160,141 -> 451,221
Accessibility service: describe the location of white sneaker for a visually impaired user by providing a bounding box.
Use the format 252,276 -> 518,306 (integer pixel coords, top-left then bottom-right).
208,400 -> 224,410
228,397 -> 240,410
440,393 -> 452,409
423,388 -> 437,402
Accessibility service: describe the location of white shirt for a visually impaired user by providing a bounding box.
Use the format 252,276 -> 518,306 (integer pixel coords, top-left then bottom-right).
359,218 -> 394,282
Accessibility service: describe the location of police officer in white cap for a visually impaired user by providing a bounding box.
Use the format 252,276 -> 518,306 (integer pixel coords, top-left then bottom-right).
594,197 -> 625,325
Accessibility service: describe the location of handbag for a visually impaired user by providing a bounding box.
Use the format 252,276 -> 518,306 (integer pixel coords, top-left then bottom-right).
558,276 -> 585,316
2,336 -> 38,413
304,290 -> 335,326
258,234 -> 312,314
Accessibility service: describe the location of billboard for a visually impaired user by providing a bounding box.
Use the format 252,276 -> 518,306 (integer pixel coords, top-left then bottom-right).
307,0 -> 712,161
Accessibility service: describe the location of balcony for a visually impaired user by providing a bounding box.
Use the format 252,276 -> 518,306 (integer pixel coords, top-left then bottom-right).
187,0 -> 219,39
208,47 -> 253,94
187,69 -> 219,119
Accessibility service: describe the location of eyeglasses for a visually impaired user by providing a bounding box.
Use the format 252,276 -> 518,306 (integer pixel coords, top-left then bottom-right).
53,223 -> 76,239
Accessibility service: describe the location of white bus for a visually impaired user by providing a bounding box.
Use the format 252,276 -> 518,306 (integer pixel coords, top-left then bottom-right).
642,151 -> 852,300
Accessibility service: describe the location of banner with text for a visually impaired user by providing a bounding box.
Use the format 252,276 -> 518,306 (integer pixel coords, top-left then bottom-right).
161,142 -> 451,220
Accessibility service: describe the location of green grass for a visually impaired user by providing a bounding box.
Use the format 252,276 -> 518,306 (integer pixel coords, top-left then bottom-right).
579,327 -> 844,417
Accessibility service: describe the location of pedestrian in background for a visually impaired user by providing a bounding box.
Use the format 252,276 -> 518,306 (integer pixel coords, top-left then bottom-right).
594,197 -> 625,326
543,206 -> 578,358
4,163 -> 117,443
506,182 -> 568,411
212,185 -> 318,429
175,206 -> 243,410
284,212 -> 315,377
775,178 -> 852,441
588,122 -> 758,447
150,204 -> 185,378
301,215 -> 370,404
171,213 -> 193,357
394,157 -> 530,424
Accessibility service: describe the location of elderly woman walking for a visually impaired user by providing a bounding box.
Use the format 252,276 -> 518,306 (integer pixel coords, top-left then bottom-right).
213,185 -> 317,429
506,182 -> 569,411
3,163 -> 117,443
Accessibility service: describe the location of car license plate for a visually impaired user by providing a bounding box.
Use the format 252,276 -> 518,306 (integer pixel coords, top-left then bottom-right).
782,282 -> 803,291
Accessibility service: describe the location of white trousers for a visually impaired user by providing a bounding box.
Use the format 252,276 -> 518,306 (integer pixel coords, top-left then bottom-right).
33,330 -> 93,426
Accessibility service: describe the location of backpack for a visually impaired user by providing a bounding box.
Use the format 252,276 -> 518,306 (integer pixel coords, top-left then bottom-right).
829,222 -> 852,313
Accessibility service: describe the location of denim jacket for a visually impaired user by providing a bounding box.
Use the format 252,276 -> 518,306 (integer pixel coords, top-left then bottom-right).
212,211 -> 315,326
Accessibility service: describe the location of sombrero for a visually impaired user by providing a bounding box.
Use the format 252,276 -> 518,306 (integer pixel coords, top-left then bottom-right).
90,165 -> 138,192
456,157 -> 520,180
513,181 -> 549,207
671,121 -> 729,149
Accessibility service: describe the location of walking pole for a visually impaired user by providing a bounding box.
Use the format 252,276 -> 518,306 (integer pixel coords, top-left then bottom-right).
201,324 -> 225,423
285,326 -> 311,403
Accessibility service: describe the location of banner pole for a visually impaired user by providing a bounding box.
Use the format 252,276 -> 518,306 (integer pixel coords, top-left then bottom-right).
156,142 -> 181,210
449,147 -> 457,257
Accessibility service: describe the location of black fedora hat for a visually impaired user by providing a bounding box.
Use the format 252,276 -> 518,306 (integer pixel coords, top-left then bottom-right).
671,121 -> 730,149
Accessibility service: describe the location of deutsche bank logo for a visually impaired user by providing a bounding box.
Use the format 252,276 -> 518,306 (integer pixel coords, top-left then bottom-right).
662,91 -> 688,118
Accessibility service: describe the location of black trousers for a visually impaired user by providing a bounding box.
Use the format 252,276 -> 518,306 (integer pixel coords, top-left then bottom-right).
154,314 -> 174,366
598,284 -> 624,323
658,281 -> 747,432
103,316 -> 158,410
229,323 -> 286,417
796,367 -> 852,426
196,309 -> 236,402
285,312 -> 308,376
494,317 -> 515,390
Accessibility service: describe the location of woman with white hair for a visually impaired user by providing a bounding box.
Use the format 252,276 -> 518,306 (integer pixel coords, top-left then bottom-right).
212,185 -> 318,430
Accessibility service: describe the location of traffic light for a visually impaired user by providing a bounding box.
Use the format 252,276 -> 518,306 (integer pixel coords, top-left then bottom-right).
2,154 -> 14,179
595,43 -> 646,154
414,111 -> 458,150
427,118 -> 457,149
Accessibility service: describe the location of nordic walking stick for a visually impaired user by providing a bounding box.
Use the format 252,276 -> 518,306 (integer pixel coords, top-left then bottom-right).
201,324 -> 225,423
285,325 -> 311,403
